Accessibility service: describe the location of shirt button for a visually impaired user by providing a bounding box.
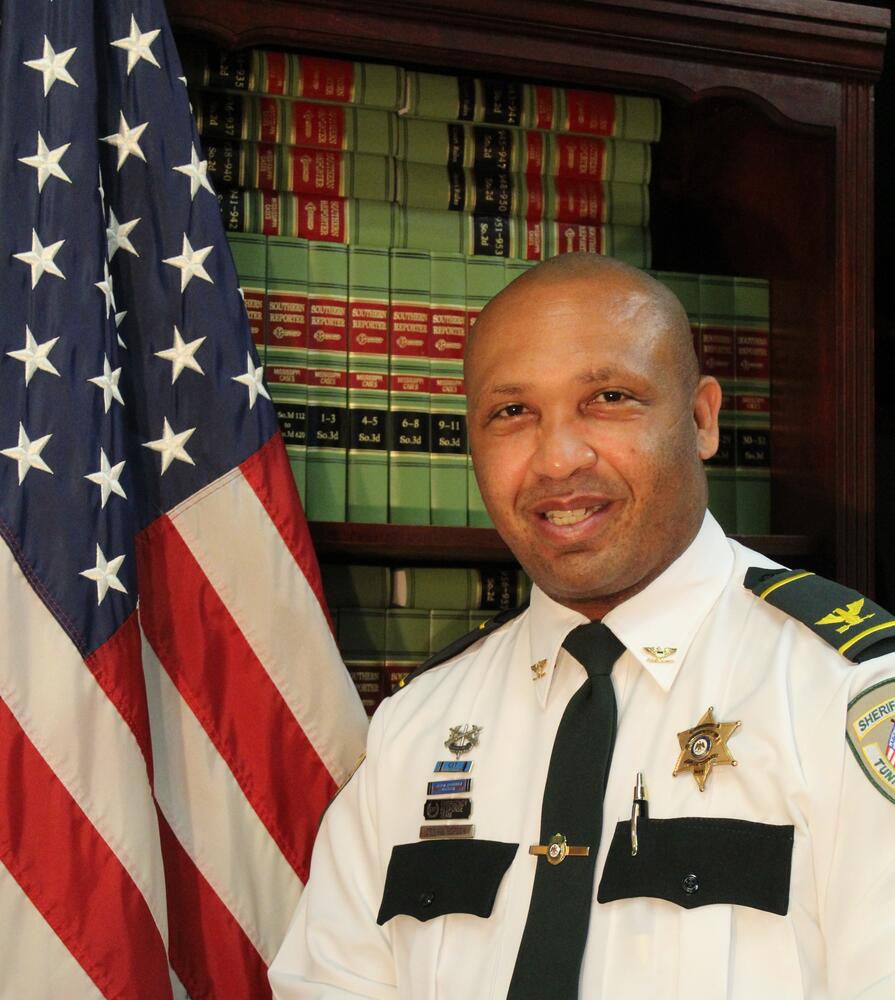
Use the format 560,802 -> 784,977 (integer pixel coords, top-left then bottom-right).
418,891 -> 435,908
681,873 -> 699,894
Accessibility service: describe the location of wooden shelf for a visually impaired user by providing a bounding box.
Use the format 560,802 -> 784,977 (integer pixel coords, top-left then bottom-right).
309,522 -> 821,566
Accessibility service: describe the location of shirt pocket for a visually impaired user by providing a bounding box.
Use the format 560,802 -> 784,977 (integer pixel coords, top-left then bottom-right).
597,816 -> 794,915
377,839 -> 518,924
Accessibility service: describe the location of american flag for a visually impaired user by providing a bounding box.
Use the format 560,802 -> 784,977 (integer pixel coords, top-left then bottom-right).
0,2 -> 367,997
886,721 -> 895,765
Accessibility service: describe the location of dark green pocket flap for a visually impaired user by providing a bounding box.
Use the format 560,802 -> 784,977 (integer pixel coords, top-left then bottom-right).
597,817 -> 794,915
377,839 -> 518,925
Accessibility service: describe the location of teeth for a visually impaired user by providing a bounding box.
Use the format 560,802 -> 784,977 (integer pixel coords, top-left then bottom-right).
544,506 -> 601,526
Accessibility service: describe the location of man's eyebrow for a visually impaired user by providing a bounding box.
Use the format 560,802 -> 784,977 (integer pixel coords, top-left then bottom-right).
484,368 -> 625,396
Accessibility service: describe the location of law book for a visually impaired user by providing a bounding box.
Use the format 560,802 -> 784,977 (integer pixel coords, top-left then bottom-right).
392,566 -> 530,610
388,249 -> 431,524
347,245 -> 390,522
193,90 -> 399,155
203,137 -> 395,201
183,44 -> 405,110
401,71 -> 662,142
429,609 -> 471,653
394,165 -> 649,225
465,257 -> 506,528
699,274 -> 737,533
305,241 -> 348,521
226,233 -> 267,363
265,237 -> 310,501
429,251 -> 468,527
337,607 -> 388,715
397,120 -> 652,181
218,189 -> 651,264
385,608 -> 431,686
321,563 -> 392,608
733,277 -> 771,534
653,270 -> 700,365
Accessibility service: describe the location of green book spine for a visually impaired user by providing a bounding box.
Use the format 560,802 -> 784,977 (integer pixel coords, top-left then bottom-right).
429,252 -> 468,527
734,277 -> 771,535
468,609 -> 495,632
388,249 -> 431,524
337,607 -> 387,660
545,134 -> 651,185
654,271 -> 700,365
306,241 -> 348,521
347,246 -> 390,523
465,257 -> 506,528
194,91 -> 398,154
204,138 -> 394,201
700,275 -> 737,533
226,233 -> 267,363
321,563 -> 392,608
185,45 -> 406,110
401,72 -> 661,141
429,609 -> 472,653
543,221 -> 650,267
265,236 -> 309,501
505,256 -> 537,286
385,607 -> 431,693
393,566 -> 526,610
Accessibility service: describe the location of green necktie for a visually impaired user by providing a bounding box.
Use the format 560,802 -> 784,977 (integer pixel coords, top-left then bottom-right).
507,620 -> 625,1000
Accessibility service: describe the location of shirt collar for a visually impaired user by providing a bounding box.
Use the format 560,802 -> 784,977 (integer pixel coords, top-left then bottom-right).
526,511 -> 734,706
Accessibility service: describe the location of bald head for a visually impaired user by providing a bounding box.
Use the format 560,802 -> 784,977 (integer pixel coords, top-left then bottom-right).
467,253 -> 699,395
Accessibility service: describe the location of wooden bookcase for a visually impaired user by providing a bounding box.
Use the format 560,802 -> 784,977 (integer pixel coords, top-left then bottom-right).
166,0 -> 889,593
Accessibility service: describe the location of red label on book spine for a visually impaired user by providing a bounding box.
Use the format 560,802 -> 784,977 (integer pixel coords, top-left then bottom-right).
260,96 -> 278,143
524,175 -> 544,220
349,299 -> 389,354
534,86 -> 554,130
554,223 -> 604,255
289,148 -> 343,196
736,330 -> 770,379
554,135 -> 607,180
256,142 -> 277,189
261,191 -> 281,235
390,373 -> 429,393
430,308 -> 466,360
525,220 -> 542,260
553,178 -> 606,224
390,306 -> 430,358
431,375 -> 465,396
307,367 -> 348,389
736,393 -> 770,415
349,371 -> 388,391
301,57 -> 355,103
292,102 -> 347,149
265,51 -> 286,95
266,364 -> 307,385
301,197 -> 347,241
565,91 -> 616,137
700,326 -> 735,378
240,290 -> 265,347
310,295 -> 348,352
268,290 -> 308,348
525,131 -> 544,175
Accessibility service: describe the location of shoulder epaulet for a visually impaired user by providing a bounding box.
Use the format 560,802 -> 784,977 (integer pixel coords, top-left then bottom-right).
393,601 -> 530,693
744,567 -> 895,662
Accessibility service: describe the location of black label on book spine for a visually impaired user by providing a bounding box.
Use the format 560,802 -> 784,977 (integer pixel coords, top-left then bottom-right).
208,48 -> 251,91
481,79 -> 523,126
481,568 -> 518,610
473,127 -> 512,173
204,138 -> 239,187
307,405 -> 347,448
218,188 -> 245,232
389,411 -> 431,453
457,77 -> 476,121
447,168 -> 467,211
198,92 -> 242,140
474,172 -> 512,216
349,409 -> 387,450
430,414 -> 467,455
706,427 -> 734,467
736,428 -> 770,467
446,124 -> 466,169
472,215 -> 510,257
275,403 -> 307,447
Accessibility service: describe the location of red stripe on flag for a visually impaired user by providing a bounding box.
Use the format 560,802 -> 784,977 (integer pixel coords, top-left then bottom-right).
0,696 -> 170,999
85,611 -> 154,784
240,432 -> 334,634
158,809 -> 270,1000
136,515 -> 337,882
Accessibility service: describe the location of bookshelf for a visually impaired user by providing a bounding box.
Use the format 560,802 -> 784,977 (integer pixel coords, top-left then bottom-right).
167,0 -> 889,594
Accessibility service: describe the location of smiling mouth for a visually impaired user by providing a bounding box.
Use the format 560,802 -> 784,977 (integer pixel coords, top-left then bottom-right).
542,504 -> 608,526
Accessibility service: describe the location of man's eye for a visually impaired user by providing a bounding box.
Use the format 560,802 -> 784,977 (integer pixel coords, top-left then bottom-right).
494,403 -> 527,419
595,390 -> 628,404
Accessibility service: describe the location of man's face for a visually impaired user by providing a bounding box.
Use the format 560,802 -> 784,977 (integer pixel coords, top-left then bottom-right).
466,273 -> 720,615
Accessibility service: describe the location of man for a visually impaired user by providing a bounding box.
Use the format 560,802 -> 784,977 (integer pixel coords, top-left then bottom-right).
270,255 -> 895,998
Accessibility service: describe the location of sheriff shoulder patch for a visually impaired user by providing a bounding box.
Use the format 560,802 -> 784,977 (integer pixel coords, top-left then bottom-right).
846,678 -> 895,804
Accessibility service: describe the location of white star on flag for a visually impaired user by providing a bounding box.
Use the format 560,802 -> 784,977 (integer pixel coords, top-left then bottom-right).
84,448 -> 127,507
87,355 -> 124,412
101,111 -> 148,170
115,310 -> 128,349
173,144 -> 215,200
95,260 -> 116,317
162,234 -> 214,291
12,229 -> 65,288
232,353 -> 271,410
23,36 -> 78,95
7,326 -> 61,385
79,544 -> 128,605
155,325 -> 206,383
110,15 -> 161,74
143,417 -> 196,474
18,132 -> 72,191
106,208 -> 140,258
1,423 -> 54,484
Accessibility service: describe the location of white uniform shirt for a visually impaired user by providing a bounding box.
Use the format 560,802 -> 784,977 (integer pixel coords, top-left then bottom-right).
270,513 -> 895,999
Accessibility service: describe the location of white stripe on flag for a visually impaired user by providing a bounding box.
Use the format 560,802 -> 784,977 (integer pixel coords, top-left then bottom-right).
0,863 -> 104,1000
167,469 -> 367,784
0,541 -> 168,944
141,632 -> 303,963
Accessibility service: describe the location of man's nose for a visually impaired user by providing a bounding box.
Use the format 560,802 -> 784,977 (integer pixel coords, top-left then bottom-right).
529,417 -> 598,480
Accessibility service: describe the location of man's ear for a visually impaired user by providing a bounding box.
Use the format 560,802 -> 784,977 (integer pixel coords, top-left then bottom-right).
693,376 -> 722,460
